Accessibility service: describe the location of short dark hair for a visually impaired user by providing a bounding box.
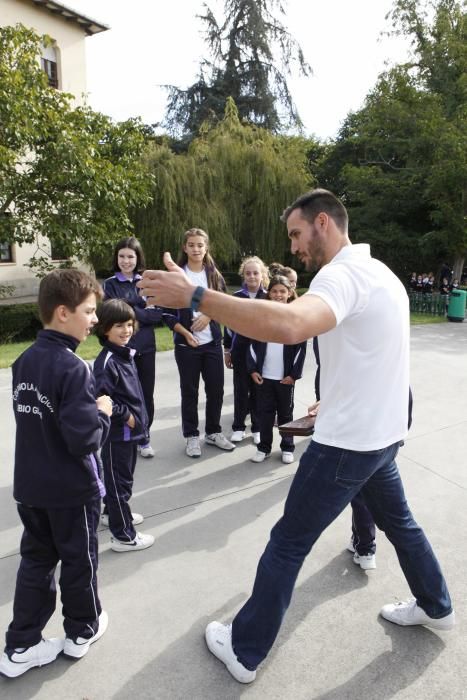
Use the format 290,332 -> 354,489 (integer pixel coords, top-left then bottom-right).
38,269 -> 102,324
268,274 -> 292,292
281,189 -> 348,233
94,299 -> 137,342
111,236 -> 146,273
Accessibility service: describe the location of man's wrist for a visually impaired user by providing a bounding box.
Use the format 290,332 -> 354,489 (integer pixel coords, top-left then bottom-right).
191,285 -> 205,312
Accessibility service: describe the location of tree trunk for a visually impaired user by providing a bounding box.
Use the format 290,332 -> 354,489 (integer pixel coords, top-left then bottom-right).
452,256 -> 464,282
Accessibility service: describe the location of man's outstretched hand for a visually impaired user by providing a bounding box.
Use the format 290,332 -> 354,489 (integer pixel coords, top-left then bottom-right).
137,252 -> 195,308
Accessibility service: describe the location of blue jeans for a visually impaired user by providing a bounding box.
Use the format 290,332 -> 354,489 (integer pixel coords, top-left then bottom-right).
231,439 -> 452,670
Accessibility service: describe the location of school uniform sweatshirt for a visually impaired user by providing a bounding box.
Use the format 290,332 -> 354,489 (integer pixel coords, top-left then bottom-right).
224,287 -> 268,353
12,330 -> 110,508
103,273 -> 163,355
93,340 -> 148,443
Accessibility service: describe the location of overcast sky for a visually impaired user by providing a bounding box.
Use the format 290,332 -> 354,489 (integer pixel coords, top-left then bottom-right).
73,0 -> 410,140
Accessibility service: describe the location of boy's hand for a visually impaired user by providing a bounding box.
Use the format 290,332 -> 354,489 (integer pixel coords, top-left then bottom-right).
224,350 -> 233,369
251,372 -> 263,385
127,414 -> 136,429
280,375 -> 295,385
308,400 -> 320,417
97,395 -> 113,417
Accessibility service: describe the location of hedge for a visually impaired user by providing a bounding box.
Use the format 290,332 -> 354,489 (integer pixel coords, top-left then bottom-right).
0,303 -> 42,343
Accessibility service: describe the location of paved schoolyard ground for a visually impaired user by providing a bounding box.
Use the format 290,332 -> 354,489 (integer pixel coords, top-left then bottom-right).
0,322 -> 466,699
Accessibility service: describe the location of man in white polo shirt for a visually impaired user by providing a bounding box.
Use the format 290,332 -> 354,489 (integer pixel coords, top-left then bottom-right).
139,189 -> 454,685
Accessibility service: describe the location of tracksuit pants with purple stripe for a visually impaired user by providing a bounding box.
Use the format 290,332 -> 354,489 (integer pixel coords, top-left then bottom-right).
231,346 -> 260,433
101,440 -> 137,542
5,498 -> 102,650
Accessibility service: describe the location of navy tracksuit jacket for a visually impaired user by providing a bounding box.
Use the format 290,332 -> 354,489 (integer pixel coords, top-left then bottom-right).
93,340 -> 148,542
224,286 -> 268,432
247,339 -> 307,454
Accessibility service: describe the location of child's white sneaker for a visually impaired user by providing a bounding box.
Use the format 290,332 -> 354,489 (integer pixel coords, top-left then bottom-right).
251,450 -> 269,463
353,552 -> 376,570
63,610 -> 108,659
101,512 -> 143,528
110,532 -> 154,552
281,451 -> 294,464
205,432 -> 235,451
186,436 -> 201,458
138,444 -> 154,458
0,638 -> 64,678
231,430 -> 246,442
252,432 -> 261,445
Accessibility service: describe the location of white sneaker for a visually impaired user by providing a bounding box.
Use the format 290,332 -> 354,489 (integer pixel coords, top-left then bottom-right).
353,552 -> 376,570
231,430 -> 246,442
251,450 -> 269,463
347,538 -> 355,553
205,433 -> 235,451
380,599 -> 455,630
281,451 -> 294,464
63,610 -> 108,659
101,512 -> 143,528
205,621 -> 256,684
0,638 -> 64,678
110,532 -> 155,553
186,436 -> 201,458
252,432 -> 260,445
139,444 -> 154,458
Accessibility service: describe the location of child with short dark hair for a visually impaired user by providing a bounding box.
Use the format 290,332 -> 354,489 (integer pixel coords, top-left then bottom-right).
247,275 -> 307,464
0,269 -> 112,679
93,299 -> 154,552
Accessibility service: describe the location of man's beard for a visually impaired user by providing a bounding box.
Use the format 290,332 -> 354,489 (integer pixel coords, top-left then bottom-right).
303,238 -> 326,273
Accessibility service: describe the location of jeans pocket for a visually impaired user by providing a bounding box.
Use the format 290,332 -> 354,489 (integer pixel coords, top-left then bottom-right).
334,449 -> 384,488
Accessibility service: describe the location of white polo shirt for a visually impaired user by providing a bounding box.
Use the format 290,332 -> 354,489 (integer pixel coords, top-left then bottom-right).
307,244 -> 410,451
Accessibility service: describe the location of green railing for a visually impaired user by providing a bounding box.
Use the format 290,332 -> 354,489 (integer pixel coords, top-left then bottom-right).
408,292 -> 448,315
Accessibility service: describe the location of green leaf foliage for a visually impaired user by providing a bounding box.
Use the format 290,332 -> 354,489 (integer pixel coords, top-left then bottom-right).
132,98 -> 314,269
315,0 -> 466,281
0,24 -> 154,272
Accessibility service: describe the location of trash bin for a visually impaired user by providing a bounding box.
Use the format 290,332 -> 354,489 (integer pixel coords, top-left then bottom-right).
447,289 -> 466,322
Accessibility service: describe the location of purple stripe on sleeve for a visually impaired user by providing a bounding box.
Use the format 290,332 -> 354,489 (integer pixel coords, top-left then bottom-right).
89,454 -> 106,497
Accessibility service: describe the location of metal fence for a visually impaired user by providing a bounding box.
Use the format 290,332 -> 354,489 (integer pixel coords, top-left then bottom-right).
408,292 -> 448,316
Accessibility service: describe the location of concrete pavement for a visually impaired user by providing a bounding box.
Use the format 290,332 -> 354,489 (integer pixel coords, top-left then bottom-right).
0,322 -> 466,699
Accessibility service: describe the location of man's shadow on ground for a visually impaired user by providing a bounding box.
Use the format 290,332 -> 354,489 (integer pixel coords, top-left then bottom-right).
108,551 -> 445,699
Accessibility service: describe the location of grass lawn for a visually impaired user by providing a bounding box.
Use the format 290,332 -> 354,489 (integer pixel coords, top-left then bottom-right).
0,326 -> 174,369
410,313 -> 447,325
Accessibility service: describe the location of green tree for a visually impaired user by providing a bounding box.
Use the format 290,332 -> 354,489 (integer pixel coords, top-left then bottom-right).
163,0 -> 310,140
315,0 -> 466,281
133,98 -> 313,270
0,24 -> 154,273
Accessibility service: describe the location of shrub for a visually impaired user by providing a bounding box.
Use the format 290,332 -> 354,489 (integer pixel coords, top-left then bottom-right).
0,303 -> 42,343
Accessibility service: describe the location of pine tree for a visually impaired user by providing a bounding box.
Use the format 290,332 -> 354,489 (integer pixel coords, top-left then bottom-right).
163,0 -> 310,140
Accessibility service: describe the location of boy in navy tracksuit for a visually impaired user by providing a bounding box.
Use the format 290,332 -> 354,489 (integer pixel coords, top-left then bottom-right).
247,276 -> 307,463
93,299 -> 154,552
0,269 -> 112,679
